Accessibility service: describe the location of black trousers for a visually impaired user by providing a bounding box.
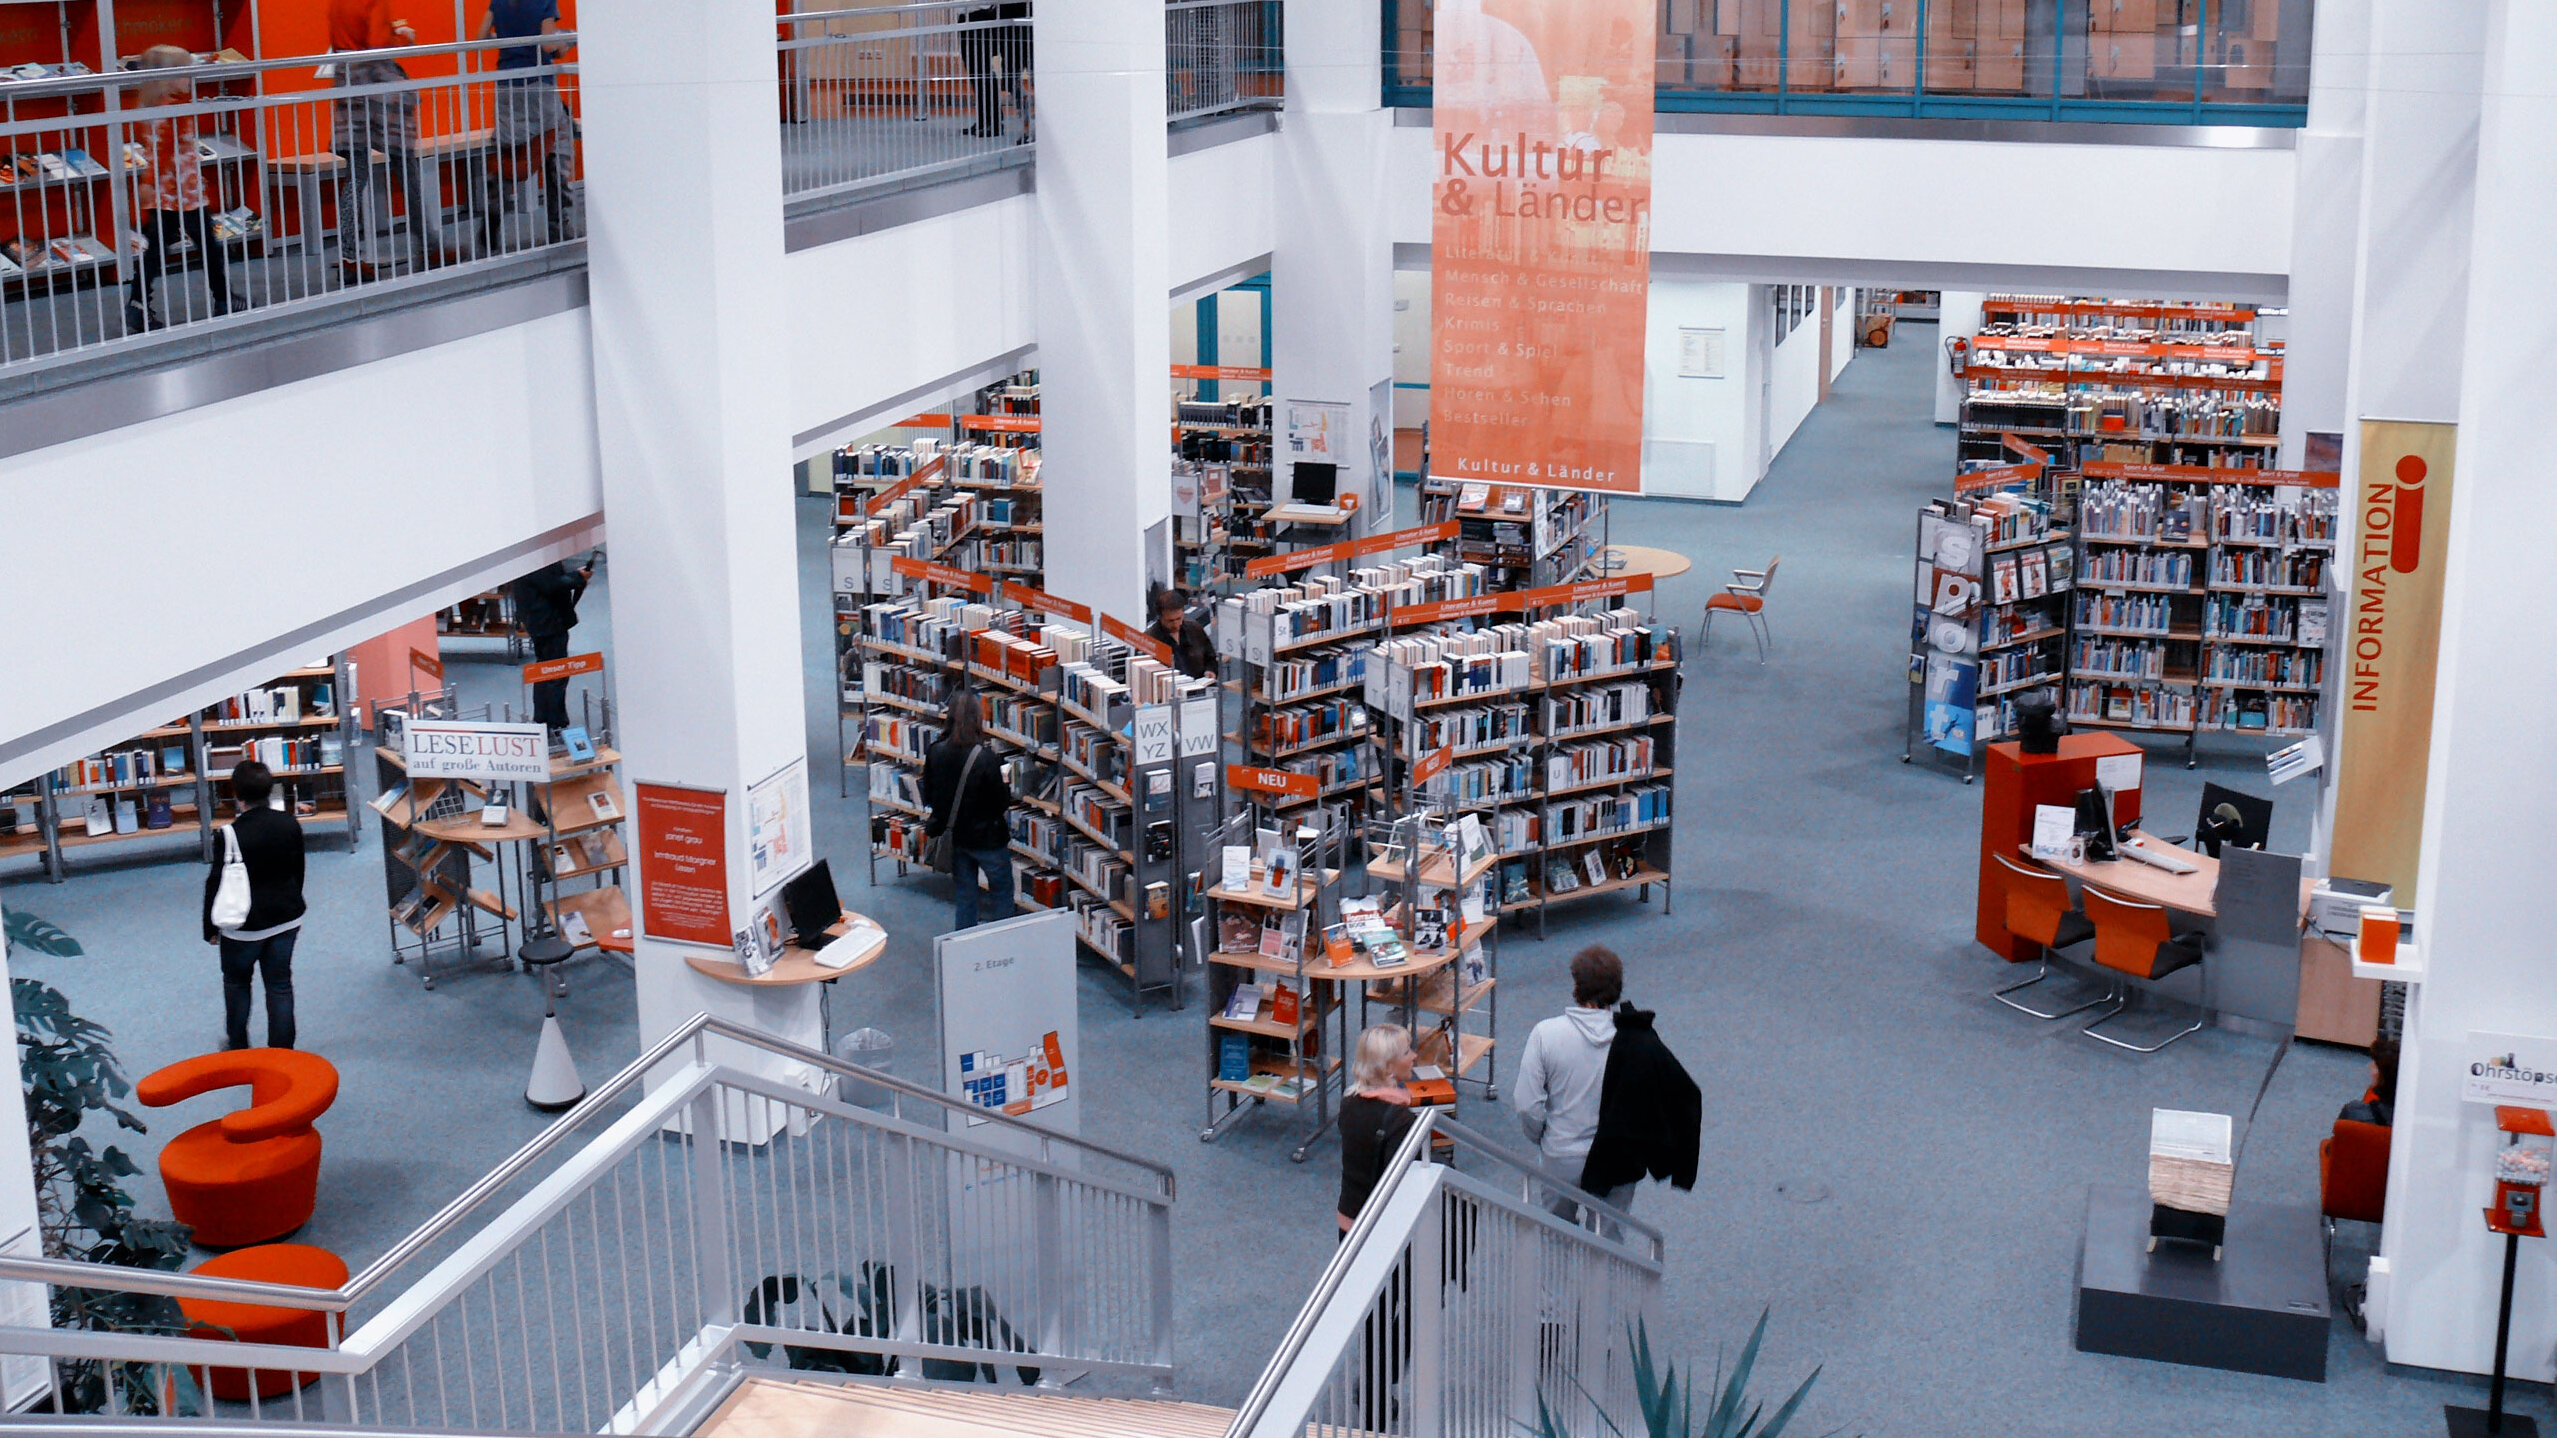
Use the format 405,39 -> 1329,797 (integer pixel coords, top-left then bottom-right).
530,629 -> 573,729
961,24 -> 1002,132
220,930 -> 298,1050
126,208 -> 232,326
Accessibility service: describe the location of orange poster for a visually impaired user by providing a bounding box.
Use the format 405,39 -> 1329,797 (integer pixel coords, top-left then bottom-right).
1430,0 -> 1654,494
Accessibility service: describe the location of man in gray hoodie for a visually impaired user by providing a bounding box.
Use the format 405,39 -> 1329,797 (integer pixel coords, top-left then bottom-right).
1517,945 -> 1636,1218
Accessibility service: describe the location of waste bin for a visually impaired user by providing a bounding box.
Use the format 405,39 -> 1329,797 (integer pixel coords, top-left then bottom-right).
836,1028 -> 896,1111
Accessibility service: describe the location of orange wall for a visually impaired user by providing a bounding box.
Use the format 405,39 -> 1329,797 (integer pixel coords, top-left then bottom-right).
343,614 -> 442,723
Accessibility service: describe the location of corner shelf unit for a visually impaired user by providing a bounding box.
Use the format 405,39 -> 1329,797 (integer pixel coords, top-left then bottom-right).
3,657 -> 357,880
1421,482 -> 1609,592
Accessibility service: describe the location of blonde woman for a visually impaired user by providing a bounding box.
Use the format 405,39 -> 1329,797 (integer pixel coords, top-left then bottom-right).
1337,1023 -> 1417,1233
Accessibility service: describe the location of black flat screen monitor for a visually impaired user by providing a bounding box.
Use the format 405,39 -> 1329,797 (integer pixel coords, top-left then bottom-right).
1291,461 -> 1338,506
780,859 -> 842,950
2194,783 -> 2273,857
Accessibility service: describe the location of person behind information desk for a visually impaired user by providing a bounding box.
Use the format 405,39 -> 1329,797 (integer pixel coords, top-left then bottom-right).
1516,944 -> 1630,1218
201,761 -> 308,1051
923,689 -> 1016,931
509,557 -> 591,732
2341,1036 -> 2397,1128
1338,1023 -> 1417,1234
1146,584 -> 1217,680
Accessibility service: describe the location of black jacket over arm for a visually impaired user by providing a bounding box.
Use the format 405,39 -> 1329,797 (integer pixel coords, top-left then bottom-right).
922,739 -> 1013,851
203,807 -> 308,941
1579,1003 -> 1701,1195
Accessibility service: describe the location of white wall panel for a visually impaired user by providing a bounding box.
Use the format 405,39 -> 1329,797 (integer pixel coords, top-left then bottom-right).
1170,129 -> 1278,295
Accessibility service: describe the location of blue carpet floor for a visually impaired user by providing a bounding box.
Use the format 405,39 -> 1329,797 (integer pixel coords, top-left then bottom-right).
2,326 -> 2501,1434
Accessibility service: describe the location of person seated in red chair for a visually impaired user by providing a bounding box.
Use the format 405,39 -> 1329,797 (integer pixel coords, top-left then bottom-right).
2341,1037 -> 2398,1128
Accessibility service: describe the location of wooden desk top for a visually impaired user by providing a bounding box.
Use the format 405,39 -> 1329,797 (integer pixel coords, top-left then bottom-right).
684,911 -> 887,988
1600,545 -> 1695,580
2031,830 -> 2224,916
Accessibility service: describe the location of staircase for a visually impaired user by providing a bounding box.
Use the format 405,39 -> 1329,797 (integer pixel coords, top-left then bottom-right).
698,1378 -> 1235,1438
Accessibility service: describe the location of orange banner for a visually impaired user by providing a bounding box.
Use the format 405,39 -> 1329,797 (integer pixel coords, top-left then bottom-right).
1430,0 -> 1654,495
1172,364 -> 1272,382
2330,421 -> 2457,902
1003,582 -> 1092,625
1102,613 -> 1173,667
889,555 -> 992,594
521,651 -> 604,685
1226,764 -> 1319,800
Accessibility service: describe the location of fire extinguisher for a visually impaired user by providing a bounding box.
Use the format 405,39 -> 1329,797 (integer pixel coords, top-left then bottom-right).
1946,334 -> 1970,377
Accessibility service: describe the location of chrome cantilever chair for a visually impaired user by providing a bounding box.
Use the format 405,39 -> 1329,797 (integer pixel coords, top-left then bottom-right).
2079,884 -> 2208,1052
1988,852 -> 2108,1019
1702,556 -> 1779,663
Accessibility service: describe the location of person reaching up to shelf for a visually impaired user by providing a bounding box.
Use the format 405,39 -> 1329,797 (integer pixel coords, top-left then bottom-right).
1146,584 -> 1217,679
509,558 -> 591,733
923,690 -> 1014,931
201,761 -> 306,1051
123,45 -> 235,334
1337,1024 -> 1417,1234
1516,946 -> 1625,1222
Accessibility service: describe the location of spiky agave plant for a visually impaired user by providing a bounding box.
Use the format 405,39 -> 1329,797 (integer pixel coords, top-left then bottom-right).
1530,1312 -> 1822,1438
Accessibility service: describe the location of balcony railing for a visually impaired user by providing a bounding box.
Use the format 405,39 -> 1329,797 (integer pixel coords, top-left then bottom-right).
1384,0 -> 2310,126
1167,0 -> 1283,125
779,2 -> 1034,205
0,36 -> 582,374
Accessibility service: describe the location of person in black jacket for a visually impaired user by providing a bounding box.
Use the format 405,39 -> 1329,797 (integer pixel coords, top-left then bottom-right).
922,690 -> 1014,930
1578,1002 -> 1701,1210
201,761 -> 308,1050
958,3 -> 1004,137
1145,585 -> 1216,680
509,557 -> 591,731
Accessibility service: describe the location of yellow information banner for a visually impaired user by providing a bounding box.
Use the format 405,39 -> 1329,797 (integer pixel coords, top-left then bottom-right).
2329,419 -> 2457,902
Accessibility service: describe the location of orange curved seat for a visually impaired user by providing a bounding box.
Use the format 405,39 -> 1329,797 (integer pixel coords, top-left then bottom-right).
138,1050 -> 338,1249
178,1243 -> 348,1401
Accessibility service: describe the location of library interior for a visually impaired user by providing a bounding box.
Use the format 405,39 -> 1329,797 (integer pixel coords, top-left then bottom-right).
0,1 -> 2550,1435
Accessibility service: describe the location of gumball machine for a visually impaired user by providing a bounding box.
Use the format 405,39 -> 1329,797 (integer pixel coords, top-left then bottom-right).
2446,1108 -> 2553,1438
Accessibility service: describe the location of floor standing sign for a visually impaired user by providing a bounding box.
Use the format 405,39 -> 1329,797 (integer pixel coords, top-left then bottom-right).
1429,0 -> 1655,495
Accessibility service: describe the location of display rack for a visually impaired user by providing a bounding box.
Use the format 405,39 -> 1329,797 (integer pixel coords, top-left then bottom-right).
1958,295 -> 2281,471
369,693 -> 515,989
1200,806 -> 1350,1160
530,713 -> 632,965
4,656 -> 358,881
1905,471 -> 2076,780
1361,806 -> 1503,1101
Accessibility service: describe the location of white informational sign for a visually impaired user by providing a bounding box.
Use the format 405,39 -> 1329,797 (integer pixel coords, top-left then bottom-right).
2461,1032 -> 2557,1109
2267,734 -> 2325,786
2095,752 -> 2143,795
401,720 -> 552,783
745,756 -> 812,897
1178,694 -> 1219,758
2030,804 -> 2077,859
1677,326 -> 1727,379
1285,399 -> 1350,465
937,909 -> 1080,1137
1132,704 -> 1175,767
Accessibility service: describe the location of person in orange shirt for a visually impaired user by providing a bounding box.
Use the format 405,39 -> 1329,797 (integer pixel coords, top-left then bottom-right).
329,0 -> 438,274
123,45 -> 236,332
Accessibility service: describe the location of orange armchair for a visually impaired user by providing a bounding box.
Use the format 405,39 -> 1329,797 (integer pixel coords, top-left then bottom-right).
137,1050 -> 339,1249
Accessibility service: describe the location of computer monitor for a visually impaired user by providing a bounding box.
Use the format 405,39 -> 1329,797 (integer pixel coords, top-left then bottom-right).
2193,783 -> 2273,857
2074,788 -> 2117,861
780,859 -> 842,950
1290,461 -> 1338,507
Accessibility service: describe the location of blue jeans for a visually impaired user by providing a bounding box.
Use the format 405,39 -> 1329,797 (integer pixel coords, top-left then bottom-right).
952,847 -> 1012,930
220,929 -> 299,1050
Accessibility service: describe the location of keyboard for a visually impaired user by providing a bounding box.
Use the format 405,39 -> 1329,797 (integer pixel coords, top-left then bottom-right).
2117,839 -> 2199,875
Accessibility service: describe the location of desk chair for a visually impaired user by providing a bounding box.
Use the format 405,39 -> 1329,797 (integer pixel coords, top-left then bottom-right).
1702,556 -> 1779,663
1988,853 -> 2106,1019
2320,1118 -> 2391,1283
2079,885 -> 2208,1052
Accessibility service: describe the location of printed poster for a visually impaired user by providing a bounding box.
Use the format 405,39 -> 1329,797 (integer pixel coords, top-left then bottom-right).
745,756 -> 812,897
1430,0 -> 1655,494
2328,420 -> 2455,903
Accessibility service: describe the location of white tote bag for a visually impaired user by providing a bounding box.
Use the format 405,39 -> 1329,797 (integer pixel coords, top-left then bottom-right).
210,824 -> 252,931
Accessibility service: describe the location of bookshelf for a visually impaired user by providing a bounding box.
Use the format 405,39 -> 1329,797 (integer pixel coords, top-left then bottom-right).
4,657 -> 357,881
1906,480 -> 2076,780
1200,827 -> 1350,1160
1362,813 -> 1502,1102
1172,391 -> 1271,591
1958,296 -> 2281,472
1421,482 -> 1609,592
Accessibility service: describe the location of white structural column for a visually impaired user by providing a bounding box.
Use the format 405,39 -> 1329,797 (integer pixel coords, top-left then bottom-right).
1036,0 -> 1173,620
1272,0 -> 1393,529
579,0 -> 820,1078
2378,0 -> 2557,1379
2274,0 -> 2368,469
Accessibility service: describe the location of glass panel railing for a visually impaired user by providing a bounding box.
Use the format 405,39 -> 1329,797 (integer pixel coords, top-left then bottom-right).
1383,0 -> 2308,123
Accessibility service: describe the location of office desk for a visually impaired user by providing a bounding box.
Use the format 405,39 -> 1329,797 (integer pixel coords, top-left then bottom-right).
2026,837 -> 2341,1038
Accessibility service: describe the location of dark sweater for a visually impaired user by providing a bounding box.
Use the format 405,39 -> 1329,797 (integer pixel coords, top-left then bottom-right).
1337,1093 -> 1416,1222
922,739 -> 1012,851
202,807 -> 307,941
509,561 -> 587,639
1146,614 -> 1217,680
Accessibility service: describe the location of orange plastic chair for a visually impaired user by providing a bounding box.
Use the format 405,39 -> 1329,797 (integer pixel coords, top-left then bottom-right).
1988,853 -> 2103,1019
1702,556 -> 1779,663
2078,885 -> 2206,1052
177,1242 -> 348,1400
137,1050 -> 339,1249
2321,1118 -> 2391,1257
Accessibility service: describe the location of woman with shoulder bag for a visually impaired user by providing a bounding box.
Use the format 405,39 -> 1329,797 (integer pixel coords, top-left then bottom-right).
202,761 -> 308,1050
921,689 -> 1014,931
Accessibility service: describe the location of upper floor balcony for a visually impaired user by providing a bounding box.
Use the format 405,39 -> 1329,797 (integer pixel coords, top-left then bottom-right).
1384,0 -> 2312,126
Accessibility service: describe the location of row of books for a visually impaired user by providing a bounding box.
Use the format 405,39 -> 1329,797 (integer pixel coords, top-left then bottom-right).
2207,594 -> 2327,644
2072,636 -> 2173,681
1071,892 -> 1131,962
1009,808 -> 1061,862
1984,545 -> 2070,604
1543,737 -> 1653,791
209,682 -> 333,725
2076,591 -> 2185,634
1528,610 -> 1675,682
1256,696 -> 1367,753
867,761 -> 925,813
967,536 -> 1041,572
2083,547 -> 2196,587
1060,722 -> 1124,785
871,811 -> 929,861
2201,691 -> 2318,733
1422,756 -> 1533,808
1273,743 -> 1375,795
2067,681 -> 2199,729
1372,633 -> 1536,708
1407,700 -> 1532,757
2079,479 -> 2211,541
2215,491 -> 2338,544
2209,548 -> 2326,591
1062,781 -> 1129,851
1495,787 -> 1672,855
1262,647 -> 1365,704
2063,391 -> 2280,438
861,714 -> 937,765
1542,679 -> 1650,736
1063,834 -> 1128,907
1497,839 -> 1651,905
857,659 -> 948,711
209,734 -> 340,774
1979,649 -> 2058,691
1249,576 -> 1384,647
2202,647 -> 2323,688
981,691 -> 1056,748
52,746 -> 190,791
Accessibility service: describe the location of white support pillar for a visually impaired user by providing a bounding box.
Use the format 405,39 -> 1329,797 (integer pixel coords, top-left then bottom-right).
2273,0 -> 2369,472
579,0 -> 822,1086
2376,0 -> 2557,1380
1272,0 -> 1394,529
1036,0 -> 1173,620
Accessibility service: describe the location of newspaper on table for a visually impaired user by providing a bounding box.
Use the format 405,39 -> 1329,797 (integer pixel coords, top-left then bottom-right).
2148,1108 -> 2235,1216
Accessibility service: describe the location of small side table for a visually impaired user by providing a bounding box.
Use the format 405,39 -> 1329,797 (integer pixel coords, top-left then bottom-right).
684,910 -> 888,1054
